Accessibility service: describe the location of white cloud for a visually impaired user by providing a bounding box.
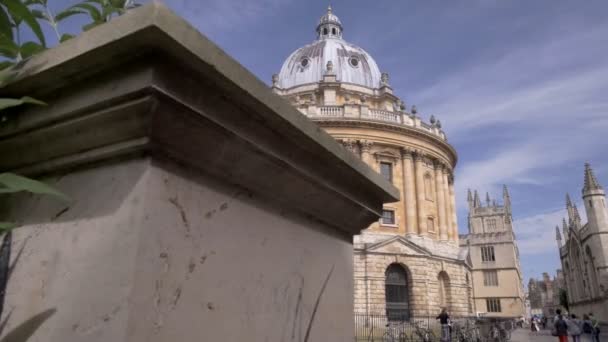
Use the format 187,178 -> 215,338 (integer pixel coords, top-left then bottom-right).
513,208 -> 566,256
410,19 -> 608,210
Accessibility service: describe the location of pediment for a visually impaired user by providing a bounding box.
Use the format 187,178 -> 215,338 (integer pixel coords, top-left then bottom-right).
364,236 -> 432,256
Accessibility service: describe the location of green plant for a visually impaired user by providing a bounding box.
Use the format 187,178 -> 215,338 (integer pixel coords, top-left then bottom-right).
0,0 -> 143,232
0,172 -> 69,231
57,0 -> 140,32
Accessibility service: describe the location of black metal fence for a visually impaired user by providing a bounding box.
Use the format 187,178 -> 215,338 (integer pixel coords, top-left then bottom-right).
354,313 -> 516,341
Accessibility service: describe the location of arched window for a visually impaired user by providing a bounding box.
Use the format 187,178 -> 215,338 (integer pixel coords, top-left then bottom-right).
385,264 -> 409,321
438,271 -> 451,309
571,244 -> 586,299
424,173 -> 433,200
586,246 -> 599,298
323,28 -> 328,35
332,27 -> 336,35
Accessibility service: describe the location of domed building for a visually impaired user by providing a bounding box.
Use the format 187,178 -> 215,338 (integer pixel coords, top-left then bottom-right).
272,7 -> 472,320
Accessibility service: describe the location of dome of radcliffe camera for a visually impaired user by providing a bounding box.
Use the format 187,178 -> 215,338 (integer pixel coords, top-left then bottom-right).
276,6 -> 383,90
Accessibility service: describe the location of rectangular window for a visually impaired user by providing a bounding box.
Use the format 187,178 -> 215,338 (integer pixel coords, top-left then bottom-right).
486,298 -> 502,312
487,219 -> 496,231
481,246 -> 496,262
381,210 -> 396,226
483,271 -> 499,286
380,162 -> 393,183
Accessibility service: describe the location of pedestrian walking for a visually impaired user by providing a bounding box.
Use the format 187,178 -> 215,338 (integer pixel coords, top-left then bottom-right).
589,313 -> 600,342
581,314 -> 594,342
553,309 -> 569,342
568,314 -> 582,342
436,307 -> 451,342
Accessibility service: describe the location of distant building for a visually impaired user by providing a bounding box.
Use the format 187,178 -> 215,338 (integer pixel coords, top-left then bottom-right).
460,187 -> 526,318
528,272 -> 563,318
556,163 -> 608,322
272,6 -> 472,320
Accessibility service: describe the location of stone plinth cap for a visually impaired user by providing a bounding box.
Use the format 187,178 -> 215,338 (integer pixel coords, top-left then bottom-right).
0,2 -> 399,235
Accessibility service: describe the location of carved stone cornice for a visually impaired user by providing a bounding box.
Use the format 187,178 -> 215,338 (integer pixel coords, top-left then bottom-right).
0,2 -> 401,235
400,147 -> 414,160
311,118 -> 458,165
339,139 -> 357,153
360,140 -> 373,153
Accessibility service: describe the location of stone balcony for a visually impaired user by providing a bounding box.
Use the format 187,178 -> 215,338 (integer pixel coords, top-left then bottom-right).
301,105 -> 447,141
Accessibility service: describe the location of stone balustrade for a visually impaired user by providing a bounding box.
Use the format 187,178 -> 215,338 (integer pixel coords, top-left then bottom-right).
307,105 -> 446,140
319,105 -> 344,116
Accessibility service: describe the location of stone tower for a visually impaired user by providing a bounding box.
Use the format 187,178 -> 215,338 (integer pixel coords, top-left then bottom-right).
558,163 -> 608,321
460,186 -> 525,318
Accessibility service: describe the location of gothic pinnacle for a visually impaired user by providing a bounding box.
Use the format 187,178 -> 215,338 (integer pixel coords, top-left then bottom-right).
467,189 -> 473,202
473,190 -> 481,207
486,192 -> 491,206
566,193 -> 573,208
555,225 -> 562,241
583,162 -> 603,192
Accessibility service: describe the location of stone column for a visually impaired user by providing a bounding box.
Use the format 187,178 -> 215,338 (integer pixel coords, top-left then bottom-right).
414,152 -> 426,236
435,161 -> 448,240
360,140 -> 373,165
443,168 -> 452,240
402,148 -> 417,235
449,174 -> 459,242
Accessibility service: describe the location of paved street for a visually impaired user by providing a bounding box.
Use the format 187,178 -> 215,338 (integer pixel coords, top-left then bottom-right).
510,328 -> 607,341
511,329 -> 557,342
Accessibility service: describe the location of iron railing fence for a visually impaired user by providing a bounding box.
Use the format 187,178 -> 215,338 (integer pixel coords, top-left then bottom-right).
354,313 -> 518,342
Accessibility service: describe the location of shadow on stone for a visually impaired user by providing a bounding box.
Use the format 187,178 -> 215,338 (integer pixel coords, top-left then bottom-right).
0,308 -> 56,342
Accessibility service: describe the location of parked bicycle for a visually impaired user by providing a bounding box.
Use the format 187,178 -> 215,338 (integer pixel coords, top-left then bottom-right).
412,321 -> 436,342
383,323 -> 408,342
487,320 -> 511,342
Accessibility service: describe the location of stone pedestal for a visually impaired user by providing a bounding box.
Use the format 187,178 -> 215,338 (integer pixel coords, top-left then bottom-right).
0,4 -> 398,341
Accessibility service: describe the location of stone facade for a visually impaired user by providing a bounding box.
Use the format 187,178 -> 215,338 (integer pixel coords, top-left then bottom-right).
556,163 -> 608,323
460,187 -> 526,319
353,233 -> 472,317
272,6 -> 472,320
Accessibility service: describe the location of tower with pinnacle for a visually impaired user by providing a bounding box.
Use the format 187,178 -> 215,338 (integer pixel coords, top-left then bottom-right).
556,163 -> 608,321
460,185 -> 525,318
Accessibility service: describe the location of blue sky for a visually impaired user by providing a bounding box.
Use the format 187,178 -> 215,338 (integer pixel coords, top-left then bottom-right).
39,0 -> 608,285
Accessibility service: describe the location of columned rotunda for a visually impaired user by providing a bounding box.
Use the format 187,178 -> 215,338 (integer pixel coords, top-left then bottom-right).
272,7 -> 472,319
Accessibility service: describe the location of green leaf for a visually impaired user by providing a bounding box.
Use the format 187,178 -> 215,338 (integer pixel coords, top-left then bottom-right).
0,173 -> 69,201
0,34 -> 18,59
82,20 -> 101,31
0,222 -> 16,232
30,9 -> 49,21
109,0 -> 125,9
0,60 -> 14,70
59,33 -> 74,42
23,0 -> 46,5
1,0 -> 46,47
54,8 -> 86,22
72,3 -> 102,21
0,96 -> 45,111
19,40 -> 44,58
0,5 -> 13,41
